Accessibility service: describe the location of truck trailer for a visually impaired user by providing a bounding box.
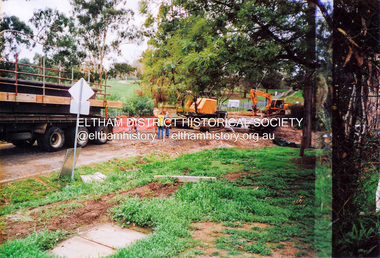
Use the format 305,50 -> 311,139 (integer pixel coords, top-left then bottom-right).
0,58 -> 123,152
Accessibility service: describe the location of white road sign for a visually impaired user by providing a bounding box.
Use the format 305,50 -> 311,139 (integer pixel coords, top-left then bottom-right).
69,78 -> 94,115
69,78 -> 94,102
70,100 -> 91,115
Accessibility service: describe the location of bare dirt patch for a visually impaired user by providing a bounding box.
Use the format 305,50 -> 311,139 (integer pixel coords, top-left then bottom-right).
121,181 -> 180,199
0,182 -> 179,244
189,221 -> 313,258
190,222 -> 232,257
191,222 -> 225,242
224,172 -> 250,182
270,242 -> 312,258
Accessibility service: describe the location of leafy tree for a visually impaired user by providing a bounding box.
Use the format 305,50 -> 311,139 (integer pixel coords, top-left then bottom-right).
71,0 -> 135,83
108,62 -> 136,79
141,12 -> 234,108
17,58 -> 38,80
0,15 -> 34,60
29,8 -> 85,68
140,0 -> 331,150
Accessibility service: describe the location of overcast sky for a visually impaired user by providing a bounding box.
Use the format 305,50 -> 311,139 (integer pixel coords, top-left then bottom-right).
1,0 -> 148,67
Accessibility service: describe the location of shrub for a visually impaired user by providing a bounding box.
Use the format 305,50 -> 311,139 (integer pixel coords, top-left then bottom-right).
124,95 -> 154,116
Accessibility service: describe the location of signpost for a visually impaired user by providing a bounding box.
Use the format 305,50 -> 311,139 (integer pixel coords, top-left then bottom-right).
66,78 -> 94,179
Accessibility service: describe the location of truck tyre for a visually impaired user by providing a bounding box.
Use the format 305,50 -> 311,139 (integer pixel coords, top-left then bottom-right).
66,127 -> 89,148
12,139 -> 35,148
93,125 -> 108,144
41,127 -> 65,152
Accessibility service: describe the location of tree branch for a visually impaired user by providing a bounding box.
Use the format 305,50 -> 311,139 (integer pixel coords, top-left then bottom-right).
308,0 -> 333,29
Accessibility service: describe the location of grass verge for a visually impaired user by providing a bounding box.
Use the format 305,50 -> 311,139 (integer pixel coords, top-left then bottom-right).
0,147 -> 331,257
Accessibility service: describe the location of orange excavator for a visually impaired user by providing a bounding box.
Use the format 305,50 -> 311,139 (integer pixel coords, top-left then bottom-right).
250,89 -> 272,114
250,89 -> 302,116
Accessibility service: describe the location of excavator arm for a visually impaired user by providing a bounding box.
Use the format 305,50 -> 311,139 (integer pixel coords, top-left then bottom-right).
250,89 -> 272,111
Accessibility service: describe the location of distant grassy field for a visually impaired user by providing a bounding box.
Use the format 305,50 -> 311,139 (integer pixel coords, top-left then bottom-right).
257,88 -> 289,94
285,91 -> 304,103
106,79 -> 142,101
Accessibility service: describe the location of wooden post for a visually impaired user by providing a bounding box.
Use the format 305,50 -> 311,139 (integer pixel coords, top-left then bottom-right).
39,56 -> 42,82
43,57 -> 46,103
15,53 -> 18,102
59,61 -> 61,85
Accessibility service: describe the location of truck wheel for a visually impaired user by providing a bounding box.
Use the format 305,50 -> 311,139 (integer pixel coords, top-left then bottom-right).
93,125 -> 108,144
41,127 -> 65,152
12,139 -> 36,148
66,127 -> 89,148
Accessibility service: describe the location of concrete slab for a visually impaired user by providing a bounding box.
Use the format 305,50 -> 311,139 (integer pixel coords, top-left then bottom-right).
81,223 -> 147,249
81,172 -> 107,183
51,223 -> 147,257
51,236 -> 114,258
154,175 -> 217,182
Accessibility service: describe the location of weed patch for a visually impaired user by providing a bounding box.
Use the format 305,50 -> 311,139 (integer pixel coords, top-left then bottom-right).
0,230 -> 67,257
244,242 -> 272,255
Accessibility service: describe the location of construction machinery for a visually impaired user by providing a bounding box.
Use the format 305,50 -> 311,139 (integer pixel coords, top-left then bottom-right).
175,97 -> 227,130
250,89 -> 302,116
177,97 -> 227,119
250,89 -> 272,114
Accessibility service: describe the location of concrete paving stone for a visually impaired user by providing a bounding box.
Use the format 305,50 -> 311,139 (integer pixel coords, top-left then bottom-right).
154,175 -> 217,182
51,223 -> 147,257
80,223 -> 147,249
51,236 -> 114,258
81,172 -> 107,183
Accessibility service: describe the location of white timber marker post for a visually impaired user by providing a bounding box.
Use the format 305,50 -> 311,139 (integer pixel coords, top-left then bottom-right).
68,78 -> 94,180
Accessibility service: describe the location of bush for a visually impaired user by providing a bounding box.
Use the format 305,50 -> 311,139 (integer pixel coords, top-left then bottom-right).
124,95 -> 154,116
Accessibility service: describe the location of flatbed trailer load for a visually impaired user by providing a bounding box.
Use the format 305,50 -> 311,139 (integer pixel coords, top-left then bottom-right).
0,58 -> 123,151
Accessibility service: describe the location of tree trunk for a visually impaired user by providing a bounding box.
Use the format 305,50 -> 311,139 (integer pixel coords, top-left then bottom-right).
299,1 -> 316,156
300,80 -> 313,156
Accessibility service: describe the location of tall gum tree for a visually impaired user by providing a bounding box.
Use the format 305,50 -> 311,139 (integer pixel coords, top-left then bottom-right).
0,16 -> 34,60
71,0 -> 135,83
30,8 -> 85,68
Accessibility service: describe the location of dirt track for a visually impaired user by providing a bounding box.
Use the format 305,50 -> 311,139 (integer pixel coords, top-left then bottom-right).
0,126 -> 306,184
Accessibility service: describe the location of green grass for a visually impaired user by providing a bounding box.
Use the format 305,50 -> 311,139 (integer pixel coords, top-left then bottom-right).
244,242 -> 272,256
285,90 -> 304,103
314,162 -> 332,257
0,147 -> 331,257
108,147 -> 322,257
0,230 -> 67,257
0,152 -> 169,216
257,88 -> 289,94
106,79 -> 142,101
